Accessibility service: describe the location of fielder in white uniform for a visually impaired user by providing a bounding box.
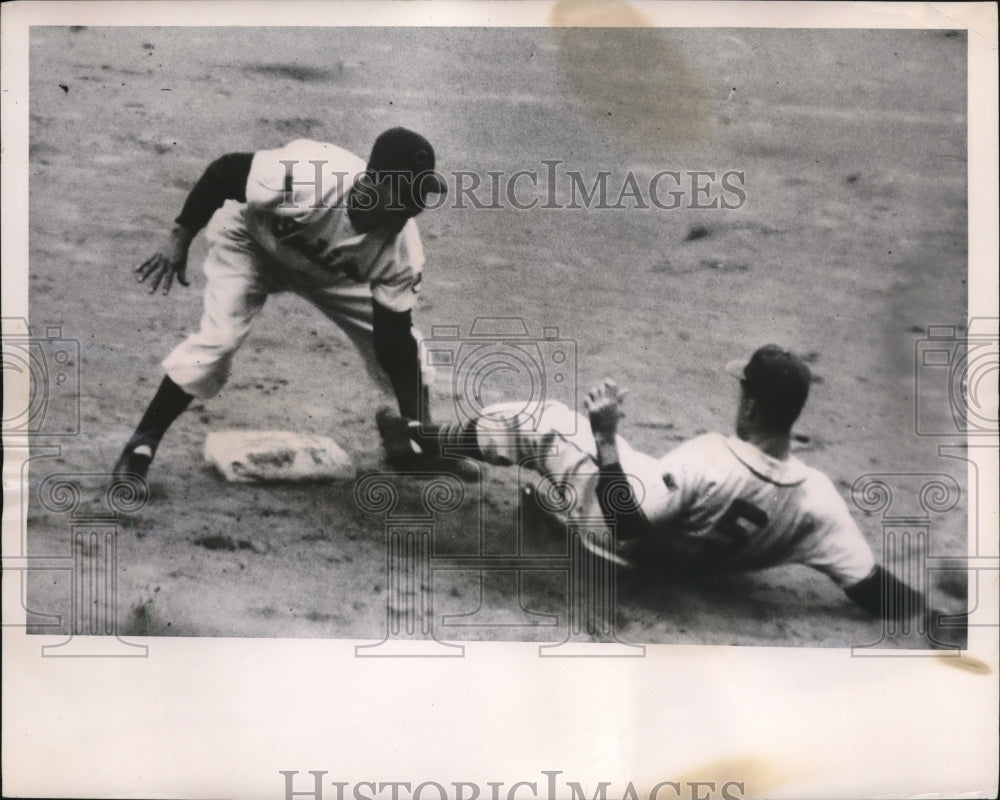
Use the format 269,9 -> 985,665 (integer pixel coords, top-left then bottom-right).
377,344 -> 959,642
115,127 -> 464,481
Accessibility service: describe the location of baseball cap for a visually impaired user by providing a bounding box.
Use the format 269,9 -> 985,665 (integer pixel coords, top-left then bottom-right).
366,127 -> 447,207
725,344 -> 812,414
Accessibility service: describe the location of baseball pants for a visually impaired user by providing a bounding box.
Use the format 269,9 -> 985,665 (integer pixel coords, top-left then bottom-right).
466,400 -> 671,524
161,210 -> 431,399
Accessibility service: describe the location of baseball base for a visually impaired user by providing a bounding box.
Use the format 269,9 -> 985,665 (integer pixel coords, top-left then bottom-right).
204,430 -> 355,483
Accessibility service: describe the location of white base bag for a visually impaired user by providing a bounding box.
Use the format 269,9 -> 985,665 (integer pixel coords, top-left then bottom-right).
204,430 -> 355,483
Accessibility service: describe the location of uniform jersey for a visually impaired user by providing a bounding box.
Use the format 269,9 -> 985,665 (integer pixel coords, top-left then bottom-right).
639,432 -> 875,587
468,401 -> 875,587
242,139 -> 425,312
161,140 -> 432,400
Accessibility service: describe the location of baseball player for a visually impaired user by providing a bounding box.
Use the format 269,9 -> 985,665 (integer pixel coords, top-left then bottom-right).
113,127 -> 471,481
377,345 -> 962,643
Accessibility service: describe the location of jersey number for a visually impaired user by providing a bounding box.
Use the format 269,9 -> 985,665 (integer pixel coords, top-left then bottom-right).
704,498 -> 769,555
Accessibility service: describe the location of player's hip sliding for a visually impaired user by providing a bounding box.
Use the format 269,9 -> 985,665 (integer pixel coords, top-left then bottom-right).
114,127 -> 477,482
376,345 -> 965,648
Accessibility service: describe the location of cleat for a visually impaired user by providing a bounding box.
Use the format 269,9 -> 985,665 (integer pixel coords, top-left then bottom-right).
375,406 -> 417,465
112,444 -> 153,481
579,528 -> 635,569
375,407 -> 481,483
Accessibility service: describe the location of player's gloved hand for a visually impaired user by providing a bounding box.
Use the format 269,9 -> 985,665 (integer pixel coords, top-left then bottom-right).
136,225 -> 194,295
585,379 -> 628,441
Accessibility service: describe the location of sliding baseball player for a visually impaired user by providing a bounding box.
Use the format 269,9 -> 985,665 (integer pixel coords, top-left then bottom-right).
377,344 -> 962,644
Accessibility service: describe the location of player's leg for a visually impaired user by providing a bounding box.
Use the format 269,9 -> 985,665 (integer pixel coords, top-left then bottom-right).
301,281 -> 435,404
461,400 -> 595,470
302,283 -> 390,396
380,399 -> 596,487
302,282 -> 482,478
400,400 -> 593,471
113,228 -> 271,479
381,399 -> 667,567
401,400 -> 667,519
452,401 -> 666,566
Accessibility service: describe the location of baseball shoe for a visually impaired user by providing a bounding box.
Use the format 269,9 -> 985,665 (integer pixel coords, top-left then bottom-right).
579,528 -> 636,569
376,407 -> 417,464
375,407 -> 481,483
112,444 -> 153,481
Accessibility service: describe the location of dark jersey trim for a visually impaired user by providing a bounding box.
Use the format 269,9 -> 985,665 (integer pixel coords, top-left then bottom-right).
175,152 -> 254,233
595,462 -> 651,541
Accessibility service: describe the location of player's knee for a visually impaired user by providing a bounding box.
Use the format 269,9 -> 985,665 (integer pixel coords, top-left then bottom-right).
535,400 -> 580,435
164,370 -> 228,399
162,352 -> 235,399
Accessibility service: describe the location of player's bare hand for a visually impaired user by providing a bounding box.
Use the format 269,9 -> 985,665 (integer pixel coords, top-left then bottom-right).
136,226 -> 194,295
585,379 -> 628,440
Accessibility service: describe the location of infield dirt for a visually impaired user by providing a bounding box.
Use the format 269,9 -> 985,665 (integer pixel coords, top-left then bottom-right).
25,25 -> 969,647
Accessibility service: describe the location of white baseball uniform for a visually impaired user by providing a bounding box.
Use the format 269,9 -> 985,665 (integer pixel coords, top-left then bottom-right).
162,139 -> 429,398
470,400 -> 876,588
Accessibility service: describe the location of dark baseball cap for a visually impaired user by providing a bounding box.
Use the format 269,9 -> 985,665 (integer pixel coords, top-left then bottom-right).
366,127 -> 447,206
725,344 -> 812,413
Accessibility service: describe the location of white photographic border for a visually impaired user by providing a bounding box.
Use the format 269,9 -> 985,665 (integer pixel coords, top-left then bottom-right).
3,3 -> 997,799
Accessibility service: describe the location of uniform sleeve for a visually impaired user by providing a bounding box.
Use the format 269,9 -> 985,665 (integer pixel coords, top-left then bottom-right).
797,475 -> 877,588
371,218 -> 426,313
595,462 -> 651,540
174,152 -> 253,233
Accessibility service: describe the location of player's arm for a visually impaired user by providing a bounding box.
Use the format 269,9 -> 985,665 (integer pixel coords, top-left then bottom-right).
844,564 -> 924,617
372,300 -> 427,423
136,152 -> 254,295
843,565 -> 963,648
586,380 -> 651,540
801,485 -> 964,648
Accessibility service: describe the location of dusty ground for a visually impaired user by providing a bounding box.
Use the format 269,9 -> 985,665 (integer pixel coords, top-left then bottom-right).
24,25 -> 969,648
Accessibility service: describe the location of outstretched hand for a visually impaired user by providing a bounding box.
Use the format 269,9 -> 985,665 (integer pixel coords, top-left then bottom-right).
136,226 -> 193,295
585,379 -> 629,441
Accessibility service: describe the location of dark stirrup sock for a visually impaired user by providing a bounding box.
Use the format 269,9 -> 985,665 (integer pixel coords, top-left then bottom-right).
408,420 -> 482,460
125,375 -> 195,453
